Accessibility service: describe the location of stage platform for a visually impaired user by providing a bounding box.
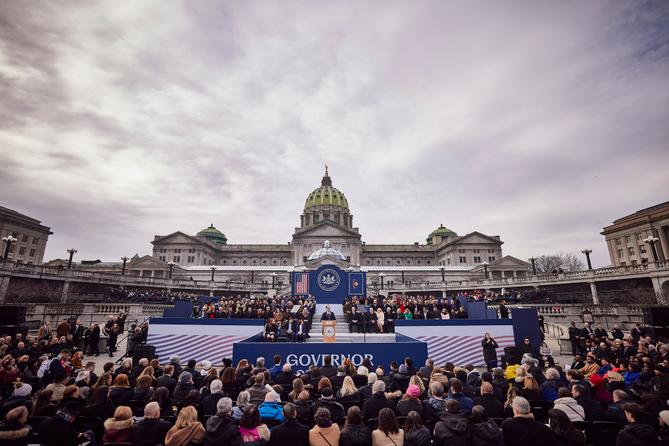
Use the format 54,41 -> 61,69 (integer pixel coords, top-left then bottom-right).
147,308 -> 540,370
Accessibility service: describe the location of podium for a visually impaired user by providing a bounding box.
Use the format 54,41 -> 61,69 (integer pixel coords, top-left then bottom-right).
322,320 -> 336,343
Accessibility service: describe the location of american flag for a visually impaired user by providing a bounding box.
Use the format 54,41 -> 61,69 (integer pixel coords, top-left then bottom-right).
294,272 -> 309,295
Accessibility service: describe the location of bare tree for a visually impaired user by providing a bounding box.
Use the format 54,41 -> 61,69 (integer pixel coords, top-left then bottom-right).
535,252 -> 585,273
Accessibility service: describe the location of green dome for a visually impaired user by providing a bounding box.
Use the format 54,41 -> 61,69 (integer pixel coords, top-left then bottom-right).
426,224 -> 456,244
304,167 -> 349,210
197,224 -> 227,244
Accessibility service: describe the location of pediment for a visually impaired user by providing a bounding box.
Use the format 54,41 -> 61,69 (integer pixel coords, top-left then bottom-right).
452,231 -> 502,245
490,255 -> 530,267
304,255 -> 351,268
128,255 -> 172,269
293,221 -> 361,240
152,231 -> 201,245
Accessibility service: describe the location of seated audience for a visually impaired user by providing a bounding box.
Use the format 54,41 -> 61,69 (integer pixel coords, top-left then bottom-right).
204,397 -> 243,446
501,397 -> 558,446
103,405 -> 134,444
165,405 -> 205,446
130,401 -> 172,446
434,399 -> 470,446
372,407 -> 404,446
310,407 -> 341,446
269,402 -> 310,446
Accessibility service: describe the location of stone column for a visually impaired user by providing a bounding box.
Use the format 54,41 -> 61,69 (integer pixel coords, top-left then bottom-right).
61,281 -> 70,304
0,276 -> 10,304
658,226 -> 669,261
652,277 -> 666,305
589,281 -> 600,305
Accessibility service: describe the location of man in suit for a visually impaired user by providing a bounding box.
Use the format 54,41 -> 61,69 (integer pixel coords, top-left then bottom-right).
320,305 -> 336,321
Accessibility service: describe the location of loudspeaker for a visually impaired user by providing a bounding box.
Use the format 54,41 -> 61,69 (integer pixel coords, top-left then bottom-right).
132,345 -> 157,364
0,325 -> 29,338
644,308 -> 669,327
0,306 -> 26,325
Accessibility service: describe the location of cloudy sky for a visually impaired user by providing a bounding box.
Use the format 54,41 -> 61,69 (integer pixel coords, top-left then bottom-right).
1,1 -> 668,267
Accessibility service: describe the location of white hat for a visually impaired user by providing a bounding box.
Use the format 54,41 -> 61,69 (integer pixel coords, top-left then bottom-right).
14,383 -> 32,398
201,360 -> 212,375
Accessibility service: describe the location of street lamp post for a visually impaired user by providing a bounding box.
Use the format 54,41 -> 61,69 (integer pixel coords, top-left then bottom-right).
66,248 -> 78,269
379,272 -> 385,290
2,235 -> 17,261
270,272 -> 278,289
644,236 -> 660,262
581,249 -> 593,270
210,266 -> 216,282
168,261 -> 175,279
121,256 -> 129,275
482,261 -> 489,279
529,257 -> 537,275
439,264 -> 446,283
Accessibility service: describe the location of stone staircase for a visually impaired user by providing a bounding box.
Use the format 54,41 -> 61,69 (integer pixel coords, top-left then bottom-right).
308,305 -> 396,343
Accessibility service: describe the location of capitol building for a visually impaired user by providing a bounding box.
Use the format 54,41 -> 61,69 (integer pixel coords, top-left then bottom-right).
141,168 -> 530,288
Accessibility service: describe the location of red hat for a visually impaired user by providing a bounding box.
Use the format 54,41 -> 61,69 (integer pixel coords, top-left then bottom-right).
589,374 -> 604,387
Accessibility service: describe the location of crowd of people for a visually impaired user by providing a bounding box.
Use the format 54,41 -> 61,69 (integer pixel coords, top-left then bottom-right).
199,295 -> 316,343
1,334 -> 668,446
342,295 -> 469,333
458,289 -> 553,305
106,287 -> 203,304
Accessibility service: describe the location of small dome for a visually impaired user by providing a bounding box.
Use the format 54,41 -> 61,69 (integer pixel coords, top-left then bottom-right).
426,224 -> 457,244
304,166 -> 349,211
197,224 -> 227,244
307,240 -> 347,261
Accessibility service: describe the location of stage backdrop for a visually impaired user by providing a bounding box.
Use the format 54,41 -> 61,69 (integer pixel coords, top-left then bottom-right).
292,265 -> 366,304
147,318 -> 263,364
396,320 -> 515,366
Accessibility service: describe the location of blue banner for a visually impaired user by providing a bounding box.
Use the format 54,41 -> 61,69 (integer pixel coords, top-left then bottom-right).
291,266 -> 366,303
348,272 -> 366,295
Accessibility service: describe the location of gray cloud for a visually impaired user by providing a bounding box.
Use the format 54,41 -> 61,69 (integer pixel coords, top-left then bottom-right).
0,0 -> 668,267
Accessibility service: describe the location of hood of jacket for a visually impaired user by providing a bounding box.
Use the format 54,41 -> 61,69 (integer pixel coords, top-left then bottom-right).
206,414 -> 236,435
439,412 -> 468,434
554,397 -> 578,406
472,420 -> 503,442
0,424 -> 30,441
408,426 -> 432,444
625,422 -> 661,441
103,417 -> 134,431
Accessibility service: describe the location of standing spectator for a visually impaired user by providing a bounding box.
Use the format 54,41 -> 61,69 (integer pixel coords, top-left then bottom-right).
103,405 -> 134,444
129,401 -> 172,446
107,323 -> 120,357
372,407 -> 404,446
269,403 -> 310,446
481,333 -> 499,371
434,400 -> 470,446
469,405 -> 504,446
616,403 -> 661,446
501,397 -> 558,446
403,411 -> 431,446
204,397 -> 242,446
547,408 -> 586,446
310,407 -> 341,446
165,405 -> 205,446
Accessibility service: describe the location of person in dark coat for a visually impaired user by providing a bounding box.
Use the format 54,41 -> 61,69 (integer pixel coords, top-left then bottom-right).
0,406 -> 32,446
501,397 -> 559,446
434,399 -> 471,446
87,323 -> 101,356
470,405 -> 504,446
156,365 -> 177,394
38,402 -> 88,446
473,382 -> 504,419
172,371 -> 195,403
340,406 -> 372,446
314,388 -> 346,422
403,410 -> 432,446
320,355 -> 338,378
547,408 -> 586,446
361,381 -> 396,420
616,403 -> 661,446
129,402 -> 171,446
268,403 -> 309,446
572,384 -> 604,421
202,379 -> 225,416
204,397 -> 243,446
482,333 -> 499,371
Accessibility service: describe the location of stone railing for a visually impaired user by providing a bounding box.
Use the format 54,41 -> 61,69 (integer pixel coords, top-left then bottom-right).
24,303 -> 173,330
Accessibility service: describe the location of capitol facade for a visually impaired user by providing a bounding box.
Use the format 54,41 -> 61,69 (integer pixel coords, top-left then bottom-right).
140,168 -> 530,288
